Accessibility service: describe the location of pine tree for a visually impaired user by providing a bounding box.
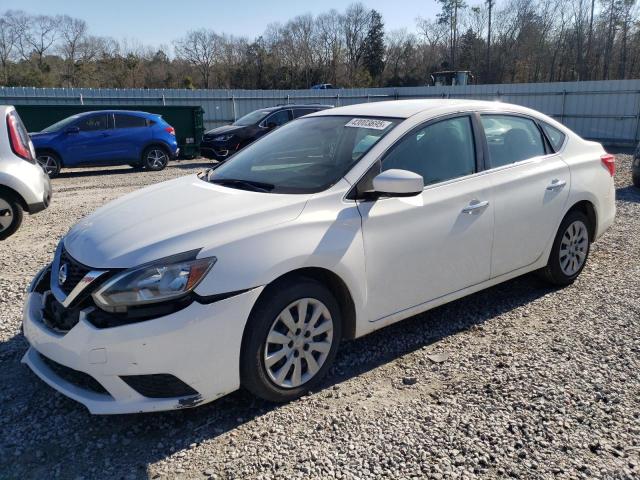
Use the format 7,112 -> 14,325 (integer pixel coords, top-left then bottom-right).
363,10 -> 385,84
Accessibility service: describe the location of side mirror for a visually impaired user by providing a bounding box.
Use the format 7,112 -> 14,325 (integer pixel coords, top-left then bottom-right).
371,169 -> 424,197
65,126 -> 80,134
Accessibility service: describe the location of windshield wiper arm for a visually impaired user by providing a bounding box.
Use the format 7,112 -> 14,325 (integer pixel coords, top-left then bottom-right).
210,178 -> 275,192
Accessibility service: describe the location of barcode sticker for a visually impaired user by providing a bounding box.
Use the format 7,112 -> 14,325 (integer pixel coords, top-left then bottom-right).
345,118 -> 392,130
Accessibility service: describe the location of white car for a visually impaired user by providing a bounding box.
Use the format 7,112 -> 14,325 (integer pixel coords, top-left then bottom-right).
0,105 -> 52,240
22,100 -> 616,414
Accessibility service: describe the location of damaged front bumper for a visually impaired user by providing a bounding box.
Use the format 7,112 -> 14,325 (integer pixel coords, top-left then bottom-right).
21,282 -> 263,414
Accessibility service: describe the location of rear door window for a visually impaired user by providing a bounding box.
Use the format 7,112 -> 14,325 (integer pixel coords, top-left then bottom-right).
78,114 -> 108,132
114,114 -> 147,129
480,115 -> 545,167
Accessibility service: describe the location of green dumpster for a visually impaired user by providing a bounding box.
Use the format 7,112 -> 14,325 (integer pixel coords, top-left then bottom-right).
13,105 -> 205,158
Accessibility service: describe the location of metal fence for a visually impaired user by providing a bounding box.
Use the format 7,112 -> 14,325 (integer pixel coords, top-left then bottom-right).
2,79 -> 640,145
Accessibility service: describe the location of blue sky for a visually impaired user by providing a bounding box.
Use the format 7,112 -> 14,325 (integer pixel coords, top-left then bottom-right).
7,0 -> 444,49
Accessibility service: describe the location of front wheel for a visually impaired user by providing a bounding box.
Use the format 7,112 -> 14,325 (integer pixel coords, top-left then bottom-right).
142,146 -> 169,171
0,193 -> 24,240
538,210 -> 591,286
36,152 -> 61,178
241,278 -> 342,402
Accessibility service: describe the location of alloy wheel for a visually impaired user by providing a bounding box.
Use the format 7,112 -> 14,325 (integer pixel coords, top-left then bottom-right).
147,149 -> 168,169
0,198 -> 14,233
559,220 -> 588,276
37,155 -> 58,176
264,298 -> 334,389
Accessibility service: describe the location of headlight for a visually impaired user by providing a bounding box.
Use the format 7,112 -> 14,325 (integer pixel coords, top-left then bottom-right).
92,256 -> 216,312
213,134 -> 234,142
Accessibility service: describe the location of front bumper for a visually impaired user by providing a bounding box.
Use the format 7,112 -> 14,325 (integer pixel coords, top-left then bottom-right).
200,141 -> 238,161
22,287 -> 263,414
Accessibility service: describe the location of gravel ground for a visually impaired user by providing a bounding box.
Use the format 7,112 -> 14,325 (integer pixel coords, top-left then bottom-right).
0,156 -> 638,480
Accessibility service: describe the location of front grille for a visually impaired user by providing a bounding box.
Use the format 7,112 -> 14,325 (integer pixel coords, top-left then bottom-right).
39,353 -> 109,395
58,248 -> 92,295
120,374 -> 198,398
42,293 -> 81,332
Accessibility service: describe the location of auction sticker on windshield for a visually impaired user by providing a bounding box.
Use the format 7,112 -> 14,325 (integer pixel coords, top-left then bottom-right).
345,118 -> 393,130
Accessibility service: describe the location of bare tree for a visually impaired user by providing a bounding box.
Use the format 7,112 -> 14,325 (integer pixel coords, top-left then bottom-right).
342,3 -> 371,85
174,29 -> 220,88
0,12 -> 19,84
316,10 -> 344,85
15,12 -> 60,71
58,15 -> 87,86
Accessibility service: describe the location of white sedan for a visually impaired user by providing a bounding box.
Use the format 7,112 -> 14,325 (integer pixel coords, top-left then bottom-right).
22,100 -> 616,414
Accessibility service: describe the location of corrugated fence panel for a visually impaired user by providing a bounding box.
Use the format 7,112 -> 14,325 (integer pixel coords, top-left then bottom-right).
2,80 -> 640,144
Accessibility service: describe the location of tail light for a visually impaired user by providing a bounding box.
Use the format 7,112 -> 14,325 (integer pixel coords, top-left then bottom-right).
164,126 -> 175,136
6,112 -> 33,162
600,153 -> 615,176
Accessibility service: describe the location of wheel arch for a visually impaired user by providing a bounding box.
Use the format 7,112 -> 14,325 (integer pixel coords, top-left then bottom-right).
565,199 -> 597,241
0,184 -> 27,211
141,141 -> 171,159
245,267 -> 357,342
35,147 -> 63,166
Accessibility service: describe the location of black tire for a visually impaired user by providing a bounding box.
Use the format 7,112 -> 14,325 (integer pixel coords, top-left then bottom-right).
240,277 -> 342,402
633,173 -> 640,188
538,210 -> 592,286
142,146 -> 169,171
0,192 -> 24,241
36,151 -> 62,178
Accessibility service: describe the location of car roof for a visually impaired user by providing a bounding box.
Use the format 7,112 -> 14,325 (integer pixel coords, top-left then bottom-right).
73,110 -> 156,117
260,104 -> 333,112
309,99 -> 541,120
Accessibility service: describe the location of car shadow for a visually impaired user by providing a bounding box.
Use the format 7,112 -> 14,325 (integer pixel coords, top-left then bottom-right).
0,273 -> 557,478
616,185 -> 640,204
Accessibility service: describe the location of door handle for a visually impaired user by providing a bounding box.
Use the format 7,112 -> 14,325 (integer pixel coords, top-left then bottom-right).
546,179 -> 566,191
461,200 -> 489,214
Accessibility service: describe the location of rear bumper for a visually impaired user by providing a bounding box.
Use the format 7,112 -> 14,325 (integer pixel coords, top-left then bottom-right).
0,158 -> 51,213
27,175 -> 52,214
22,287 -> 263,414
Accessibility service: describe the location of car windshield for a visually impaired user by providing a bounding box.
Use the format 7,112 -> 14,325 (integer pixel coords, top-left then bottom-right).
233,110 -> 270,126
204,116 -> 400,194
41,115 -> 80,133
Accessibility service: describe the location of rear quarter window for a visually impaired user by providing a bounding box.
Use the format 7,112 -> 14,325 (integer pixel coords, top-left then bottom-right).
540,122 -> 566,151
115,114 -> 148,128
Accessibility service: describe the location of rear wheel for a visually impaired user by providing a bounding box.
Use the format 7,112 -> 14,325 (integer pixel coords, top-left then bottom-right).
241,278 -> 342,402
0,193 -> 24,240
142,146 -> 169,171
36,152 -> 61,178
538,210 -> 591,286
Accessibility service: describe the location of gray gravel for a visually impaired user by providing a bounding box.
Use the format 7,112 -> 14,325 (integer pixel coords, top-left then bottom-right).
0,156 -> 639,480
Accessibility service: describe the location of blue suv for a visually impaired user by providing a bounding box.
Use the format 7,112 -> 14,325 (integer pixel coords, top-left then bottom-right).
30,110 -> 179,177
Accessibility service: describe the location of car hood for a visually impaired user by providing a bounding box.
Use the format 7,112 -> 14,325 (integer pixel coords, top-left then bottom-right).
64,174 -> 310,269
204,125 -> 247,137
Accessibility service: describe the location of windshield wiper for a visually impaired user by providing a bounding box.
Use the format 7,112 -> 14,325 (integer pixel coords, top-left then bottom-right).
210,178 -> 275,192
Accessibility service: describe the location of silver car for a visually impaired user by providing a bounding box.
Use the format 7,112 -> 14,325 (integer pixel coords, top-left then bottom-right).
0,105 -> 52,240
